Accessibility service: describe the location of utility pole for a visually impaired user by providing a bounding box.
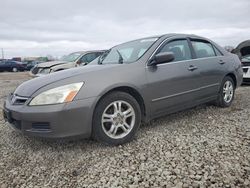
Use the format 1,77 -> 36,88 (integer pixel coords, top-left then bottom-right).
1,48 -> 4,59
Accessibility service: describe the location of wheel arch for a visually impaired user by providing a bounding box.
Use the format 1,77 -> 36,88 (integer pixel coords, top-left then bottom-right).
225,73 -> 237,88
93,85 -> 147,123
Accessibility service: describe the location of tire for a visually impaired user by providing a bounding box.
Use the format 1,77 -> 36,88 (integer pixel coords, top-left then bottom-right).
12,67 -> 18,72
215,76 -> 235,107
92,91 -> 141,145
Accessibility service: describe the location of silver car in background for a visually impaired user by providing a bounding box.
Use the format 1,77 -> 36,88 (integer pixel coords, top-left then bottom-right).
241,55 -> 250,83
30,51 -> 104,77
3,34 -> 243,145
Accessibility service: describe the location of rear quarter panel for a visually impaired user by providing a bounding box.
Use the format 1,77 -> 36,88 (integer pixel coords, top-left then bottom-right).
223,53 -> 243,87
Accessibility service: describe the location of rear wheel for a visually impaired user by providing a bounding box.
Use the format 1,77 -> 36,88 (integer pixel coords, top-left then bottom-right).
92,91 -> 141,145
215,76 -> 235,107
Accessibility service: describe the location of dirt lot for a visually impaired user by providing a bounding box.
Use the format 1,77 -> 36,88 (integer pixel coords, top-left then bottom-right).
0,72 -> 249,188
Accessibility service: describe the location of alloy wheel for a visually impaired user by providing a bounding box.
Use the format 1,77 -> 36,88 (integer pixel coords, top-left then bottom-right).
101,100 -> 136,139
223,80 -> 234,103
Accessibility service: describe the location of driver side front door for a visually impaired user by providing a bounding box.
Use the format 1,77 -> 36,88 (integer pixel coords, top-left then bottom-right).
146,38 -> 201,118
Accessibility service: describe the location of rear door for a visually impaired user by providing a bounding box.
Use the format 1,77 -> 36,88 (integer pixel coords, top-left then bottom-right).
189,39 -> 226,101
146,38 -> 201,117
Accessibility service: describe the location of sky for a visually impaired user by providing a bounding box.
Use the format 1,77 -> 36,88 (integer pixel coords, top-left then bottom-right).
0,0 -> 250,58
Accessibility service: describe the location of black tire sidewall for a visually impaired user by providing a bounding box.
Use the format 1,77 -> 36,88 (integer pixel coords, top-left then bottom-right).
92,91 -> 141,145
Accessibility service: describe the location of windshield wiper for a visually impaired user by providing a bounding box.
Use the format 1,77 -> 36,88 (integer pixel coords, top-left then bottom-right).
116,50 -> 124,64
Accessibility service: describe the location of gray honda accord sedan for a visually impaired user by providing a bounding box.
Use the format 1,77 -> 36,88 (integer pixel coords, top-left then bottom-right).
3,34 -> 243,145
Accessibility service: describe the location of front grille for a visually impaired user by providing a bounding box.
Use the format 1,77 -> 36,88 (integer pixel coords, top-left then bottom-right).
32,122 -> 50,130
11,94 -> 29,105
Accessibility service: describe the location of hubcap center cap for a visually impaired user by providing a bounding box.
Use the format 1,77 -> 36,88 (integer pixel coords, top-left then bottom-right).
113,114 -> 124,125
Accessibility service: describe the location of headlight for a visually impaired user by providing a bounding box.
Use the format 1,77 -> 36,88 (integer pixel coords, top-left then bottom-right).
29,82 -> 84,106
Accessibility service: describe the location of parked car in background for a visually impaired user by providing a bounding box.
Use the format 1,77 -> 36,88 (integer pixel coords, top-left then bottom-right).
3,34 -> 243,145
30,51 -> 104,77
25,61 -> 43,71
241,54 -> 250,83
0,60 -> 26,72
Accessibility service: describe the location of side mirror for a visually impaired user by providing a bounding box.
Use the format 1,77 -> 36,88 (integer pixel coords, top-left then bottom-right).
148,52 -> 175,66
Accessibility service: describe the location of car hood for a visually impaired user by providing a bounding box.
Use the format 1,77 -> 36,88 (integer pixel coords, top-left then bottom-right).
14,64 -> 118,97
36,60 -> 70,68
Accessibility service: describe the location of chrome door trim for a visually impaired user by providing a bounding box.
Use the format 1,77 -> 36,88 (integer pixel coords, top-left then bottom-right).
152,83 -> 219,102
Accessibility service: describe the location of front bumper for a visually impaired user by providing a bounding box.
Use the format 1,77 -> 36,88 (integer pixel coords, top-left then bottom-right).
3,96 -> 97,138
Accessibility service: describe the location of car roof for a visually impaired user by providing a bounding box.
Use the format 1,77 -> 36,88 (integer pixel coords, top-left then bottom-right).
160,33 -> 203,39
111,33 -> 205,48
4,60 -> 21,63
71,50 -> 106,54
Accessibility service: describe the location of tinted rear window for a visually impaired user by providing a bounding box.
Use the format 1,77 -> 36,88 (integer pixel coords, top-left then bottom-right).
191,40 -> 216,58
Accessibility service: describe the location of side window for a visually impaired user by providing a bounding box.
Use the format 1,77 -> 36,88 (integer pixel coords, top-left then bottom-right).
158,40 -> 192,62
191,40 -> 216,58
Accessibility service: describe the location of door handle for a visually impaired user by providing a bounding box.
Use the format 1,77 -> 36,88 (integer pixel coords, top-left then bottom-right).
219,60 -> 225,65
188,65 -> 198,71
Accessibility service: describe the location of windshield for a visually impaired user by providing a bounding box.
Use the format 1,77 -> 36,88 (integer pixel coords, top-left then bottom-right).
61,52 -> 82,62
99,37 -> 158,64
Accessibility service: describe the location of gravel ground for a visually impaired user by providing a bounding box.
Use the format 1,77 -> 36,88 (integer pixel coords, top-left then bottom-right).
0,72 -> 249,188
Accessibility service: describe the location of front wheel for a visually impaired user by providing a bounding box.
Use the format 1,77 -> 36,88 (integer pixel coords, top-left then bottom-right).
12,67 -> 18,72
92,91 -> 141,145
215,76 -> 235,107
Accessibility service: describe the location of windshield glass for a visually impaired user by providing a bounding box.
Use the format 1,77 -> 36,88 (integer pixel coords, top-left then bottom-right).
100,37 -> 158,64
61,52 -> 82,62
